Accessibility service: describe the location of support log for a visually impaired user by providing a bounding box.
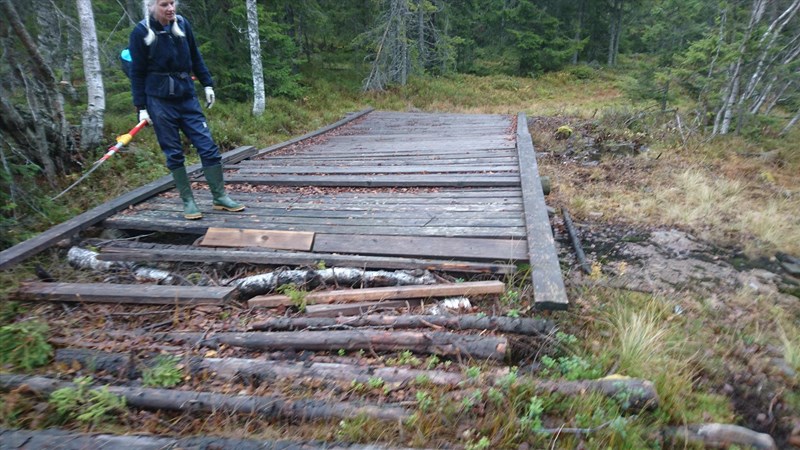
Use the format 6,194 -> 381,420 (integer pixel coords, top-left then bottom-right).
249,314 -> 554,336
162,330 -> 508,361
55,348 -> 468,386
0,428 -> 423,450
54,349 -> 657,410
0,374 -> 409,422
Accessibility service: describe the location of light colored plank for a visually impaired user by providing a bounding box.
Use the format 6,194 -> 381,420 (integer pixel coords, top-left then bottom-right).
249,280 -> 506,308
200,227 -> 314,251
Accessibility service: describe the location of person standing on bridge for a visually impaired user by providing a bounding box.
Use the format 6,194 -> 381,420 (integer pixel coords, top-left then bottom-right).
129,0 -> 244,220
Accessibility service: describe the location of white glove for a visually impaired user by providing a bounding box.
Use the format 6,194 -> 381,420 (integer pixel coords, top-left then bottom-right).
204,86 -> 215,109
138,108 -> 152,125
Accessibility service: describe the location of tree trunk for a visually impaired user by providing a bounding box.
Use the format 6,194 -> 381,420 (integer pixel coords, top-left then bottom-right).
607,0 -> 623,66
245,0 -> 266,116
0,374 -> 410,422
76,0 -> 105,150
0,0 -> 76,184
162,330 -> 509,361
571,0 -> 586,64
717,0 -> 766,135
35,0 -> 61,68
764,79 -> 793,114
780,108 -> 800,135
249,314 -> 553,336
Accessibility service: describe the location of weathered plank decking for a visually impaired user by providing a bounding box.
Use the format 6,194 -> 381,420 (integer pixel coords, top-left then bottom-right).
2,110 -> 567,309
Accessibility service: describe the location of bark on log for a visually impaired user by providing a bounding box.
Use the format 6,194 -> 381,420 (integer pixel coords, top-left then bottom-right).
54,349 -> 657,409
0,428 -> 423,450
162,330 -> 508,361
235,268 -> 437,298
249,314 -> 554,336
664,423 -> 777,449
0,374 -> 409,422
55,348 -> 469,386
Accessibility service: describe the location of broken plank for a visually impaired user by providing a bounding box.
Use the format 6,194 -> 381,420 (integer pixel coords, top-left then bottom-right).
516,113 -> 569,310
248,280 -> 505,308
200,227 -> 314,251
13,282 -> 234,305
304,300 -> 424,317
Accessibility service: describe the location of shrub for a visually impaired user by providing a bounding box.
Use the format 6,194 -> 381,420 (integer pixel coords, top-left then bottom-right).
49,376 -> 126,425
0,321 -> 52,371
141,355 -> 183,388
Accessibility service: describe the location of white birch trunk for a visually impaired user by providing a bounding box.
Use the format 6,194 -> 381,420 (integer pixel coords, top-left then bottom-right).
245,0 -> 266,116
717,0 -> 766,135
76,0 -> 105,150
765,79 -> 793,114
741,0 -> 800,103
780,108 -> 800,135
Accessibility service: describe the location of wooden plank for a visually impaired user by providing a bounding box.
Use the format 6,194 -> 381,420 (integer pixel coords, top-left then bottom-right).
96,243 -> 517,274
249,280 -> 505,308
200,227 -> 314,251
252,108 -> 374,158
0,145 -> 256,271
12,282 -> 235,305
305,300 -> 424,318
313,234 -> 528,260
233,165 -> 520,175
516,113 -> 568,310
224,174 -> 520,187
104,215 -> 527,239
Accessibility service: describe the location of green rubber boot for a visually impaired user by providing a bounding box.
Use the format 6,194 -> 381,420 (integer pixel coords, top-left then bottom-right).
171,167 -> 202,220
203,164 -> 245,212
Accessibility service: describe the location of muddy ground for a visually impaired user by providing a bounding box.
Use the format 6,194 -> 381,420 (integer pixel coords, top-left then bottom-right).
531,115 -> 800,448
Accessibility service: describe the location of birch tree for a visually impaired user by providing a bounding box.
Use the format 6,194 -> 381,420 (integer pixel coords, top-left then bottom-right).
246,0 -> 266,116
76,0 -> 105,150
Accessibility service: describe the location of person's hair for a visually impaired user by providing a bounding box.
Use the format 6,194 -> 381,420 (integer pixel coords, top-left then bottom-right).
143,0 -> 185,45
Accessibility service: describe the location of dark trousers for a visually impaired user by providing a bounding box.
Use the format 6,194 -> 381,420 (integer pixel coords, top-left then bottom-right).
147,95 -> 221,170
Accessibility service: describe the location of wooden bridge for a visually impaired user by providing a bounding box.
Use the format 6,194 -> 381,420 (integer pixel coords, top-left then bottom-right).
1,109 -> 567,309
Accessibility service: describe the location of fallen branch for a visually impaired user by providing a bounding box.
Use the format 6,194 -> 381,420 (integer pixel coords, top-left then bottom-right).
534,375 -> 658,411
0,428 -> 423,450
249,314 -> 554,336
664,423 -> 776,449
235,267 -> 437,298
161,330 -> 508,361
0,374 -> 409,422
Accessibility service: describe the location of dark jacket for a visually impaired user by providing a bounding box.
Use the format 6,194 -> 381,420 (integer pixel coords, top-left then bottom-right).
128,15 -> 213,109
